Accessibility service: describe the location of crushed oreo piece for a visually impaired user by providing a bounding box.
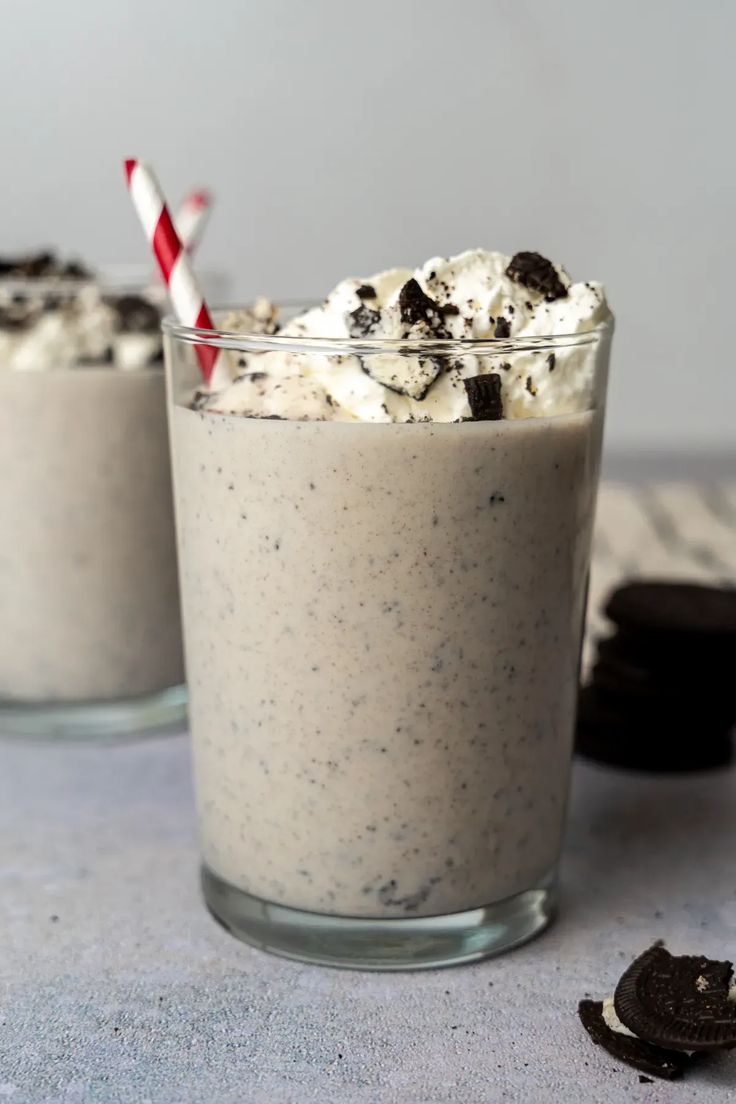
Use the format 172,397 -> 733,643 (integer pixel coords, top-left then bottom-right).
77,347 -> 114,367
18,252 -> 55,278
506,251 -> 568,301
110,294 -> 161,334
578,1000 -> 690,1081
360,353 -> 444,401
190,388 -> 211,410
0,251 -> 90,280
547,352 -> 556,371
398,279 -> 450,337
614,945 -> 736,1051
348,303 -> 382,338
355,284 -> 376,300
62,260 -> 91,279
0,303 -> 36,331
463,373 -> 504,421
440,303 -> 460,316
525,376 -> 537,396
494,316 -> 511,339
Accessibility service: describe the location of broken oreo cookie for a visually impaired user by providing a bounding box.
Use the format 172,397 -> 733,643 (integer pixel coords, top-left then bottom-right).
580,942 -> 736,1082
614,944 -> 736,1052
463,373 -> 504,421
578,1000 -> 690,1081
505,251 -> 568,301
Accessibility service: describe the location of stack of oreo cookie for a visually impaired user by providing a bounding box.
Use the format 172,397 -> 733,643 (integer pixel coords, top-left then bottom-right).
578,582 -> 736,771
579,943 -> 736,1081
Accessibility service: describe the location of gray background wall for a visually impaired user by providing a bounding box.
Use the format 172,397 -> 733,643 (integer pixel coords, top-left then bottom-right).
2,0 -> 734,457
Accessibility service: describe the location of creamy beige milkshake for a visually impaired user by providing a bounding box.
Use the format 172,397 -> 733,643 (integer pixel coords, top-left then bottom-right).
173,409 -> 600,915
0,254 -> 184,736
0,370 -> 183,702
165,248 -> 612,966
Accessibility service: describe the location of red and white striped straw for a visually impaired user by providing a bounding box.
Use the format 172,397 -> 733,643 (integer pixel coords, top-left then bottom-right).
124,160 -> 230,388
175,188 -> 212,253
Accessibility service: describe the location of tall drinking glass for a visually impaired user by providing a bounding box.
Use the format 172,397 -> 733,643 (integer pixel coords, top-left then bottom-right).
165,311 -> 612,969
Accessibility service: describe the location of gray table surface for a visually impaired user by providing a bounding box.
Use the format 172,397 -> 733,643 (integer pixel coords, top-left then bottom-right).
4,481 -> 736,1104
1,732 -> 735,1104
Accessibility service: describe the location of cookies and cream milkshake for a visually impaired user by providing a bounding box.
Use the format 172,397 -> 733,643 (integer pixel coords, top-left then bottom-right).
0,253 -> 184,732
165,249 -> 612,965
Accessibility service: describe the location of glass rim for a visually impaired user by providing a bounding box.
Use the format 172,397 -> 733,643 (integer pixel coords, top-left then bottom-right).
163,303 -> 614,356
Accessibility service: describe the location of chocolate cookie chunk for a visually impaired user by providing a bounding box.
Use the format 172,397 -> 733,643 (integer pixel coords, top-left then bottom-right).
614,945 -> 736,1051
348,304 -> 382,337
13,251 -> 56,278
398,279 -> 450,338
505,252 -> 568,301
463,373 -> 504,421
110,294 -> 161,334
605,582 -> 736,639
578,1000 -> 691,1081
0,251 -> 89,280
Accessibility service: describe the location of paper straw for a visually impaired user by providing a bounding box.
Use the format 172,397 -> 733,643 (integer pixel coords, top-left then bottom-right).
175,188 -> 212,253
124,160 -> 229,388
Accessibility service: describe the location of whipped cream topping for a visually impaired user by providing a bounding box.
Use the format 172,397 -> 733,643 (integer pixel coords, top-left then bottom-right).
204,249 -> 610,423
0,252 -> 164,371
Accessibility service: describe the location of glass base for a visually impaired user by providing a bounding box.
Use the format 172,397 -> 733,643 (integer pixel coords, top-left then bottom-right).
202,864 -> 557,970
0,684 -> 187,742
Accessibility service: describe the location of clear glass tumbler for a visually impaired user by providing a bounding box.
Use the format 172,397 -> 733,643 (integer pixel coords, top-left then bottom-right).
0,277 -> 186,739
165,310 -> 612,969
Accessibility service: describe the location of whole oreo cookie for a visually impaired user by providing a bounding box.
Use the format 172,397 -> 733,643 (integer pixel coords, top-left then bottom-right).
578,999 -> 691,1080
582,678 -> 736,730
594,637 -> 734,691
606,582 -> 736,639
576,722 -> 733,773
614,944 -> 736,1052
